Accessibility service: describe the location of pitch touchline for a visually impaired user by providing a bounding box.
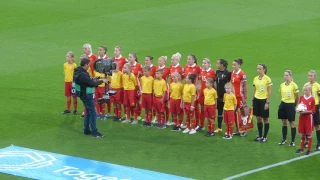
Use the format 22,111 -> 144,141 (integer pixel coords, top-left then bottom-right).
223,151 -> 320,180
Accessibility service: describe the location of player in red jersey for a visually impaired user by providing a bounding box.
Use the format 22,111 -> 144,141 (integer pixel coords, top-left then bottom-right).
128,52 -> 143,119
184,55 -> 201,130
198,58 -> 216,130
296,84 -> 316,155
157,56 -> 171,125
169,52 -> 184,83
83,43 -> 98,78
113,46 -> 126,71
144,56 -> 157,78
231,58 -> 248,136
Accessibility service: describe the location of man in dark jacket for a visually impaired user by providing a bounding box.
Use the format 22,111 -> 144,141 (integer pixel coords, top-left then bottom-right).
74,58 -> 108,138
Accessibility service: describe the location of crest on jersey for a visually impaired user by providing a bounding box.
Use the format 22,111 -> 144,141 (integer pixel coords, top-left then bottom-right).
243,75 -> 247,80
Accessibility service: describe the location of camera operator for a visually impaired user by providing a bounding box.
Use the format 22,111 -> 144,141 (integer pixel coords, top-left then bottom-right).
74,58 -> 108,138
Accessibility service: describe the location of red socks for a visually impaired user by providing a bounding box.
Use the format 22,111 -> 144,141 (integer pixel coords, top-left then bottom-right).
72,97 -> 77,111
67,98 -> 71,111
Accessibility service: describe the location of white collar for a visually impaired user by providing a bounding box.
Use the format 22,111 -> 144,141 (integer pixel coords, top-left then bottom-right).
158,65 -> 165,69
203,68 -> 211,72
233,69 -> 241,75
304,95 -> 312,99
188,64 -> 196,68
88,53 -> 92,58
132,61 -> 137,66
98,55 -> 106,59
115,55 -> 122,59
172,63 -> 180,68
149,64 -> 153,68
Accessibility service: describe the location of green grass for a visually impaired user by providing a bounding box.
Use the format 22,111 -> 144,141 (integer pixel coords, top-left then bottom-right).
1,0 -> 320,179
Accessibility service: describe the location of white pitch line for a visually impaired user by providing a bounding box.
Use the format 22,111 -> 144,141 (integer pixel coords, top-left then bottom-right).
223,151 -> 320,180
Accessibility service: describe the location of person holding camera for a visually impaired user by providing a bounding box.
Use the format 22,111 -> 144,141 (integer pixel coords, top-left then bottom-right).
74,58 -> 107,138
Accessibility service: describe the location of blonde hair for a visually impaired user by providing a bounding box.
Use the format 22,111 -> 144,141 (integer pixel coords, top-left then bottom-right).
203,58 -> 211,67
123,63 -> 132,79
160,56 -> 168,61
67,51 -> 74,58
225,82 -> 234,93
303,84 -> 312,90
115,46 -> 122,52
83,43 -> 92,53
171,72 -> 181,81
309,70 -> 317,80
171,52 -> 181,62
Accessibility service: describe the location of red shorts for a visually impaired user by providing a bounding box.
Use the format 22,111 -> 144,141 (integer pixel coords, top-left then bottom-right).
110,88 -> 123,104
64,82 -> 74,97
142,94 -> 153,109
153,96 -> 165,113
170,99 -> 182,114
123,90 -> 135,106
95,87 -> 105,102
204,104 -> 216,119
298,114 -> 314,135
184,102 -> 195,117
198,94 -> 204,105
224,110 -> 235,124
236,97 -> 244,108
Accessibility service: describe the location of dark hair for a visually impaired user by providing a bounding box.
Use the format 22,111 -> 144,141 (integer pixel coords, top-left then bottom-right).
234,58 -> 243,66
188,54 -> 197,65
99,46 -> 107,54
258,63 -> 268,74
156,68 -> 163,73
206,78 -> 214,85
80,58 -> 90,66
188,73 -> 197,84
143,65 -> 151,71
146,56 -> 153,61
218,59 -> 228,69
129,52 -> 138,62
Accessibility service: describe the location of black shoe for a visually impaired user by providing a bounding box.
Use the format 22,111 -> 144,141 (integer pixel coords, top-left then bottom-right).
142,122 -> 147,127
146,122 -> 152,127
62,110 -> 71,114
260,137 -> 267,143
254,137 -> 262,142
306,151 -> 311,155
304,142 -> 308,148
296,149 -> 303,154
113,117 -> 120,122
92,132 -> 104,138
84,130 -> 92,135
172,126 -> 181,132
196,126 -> 204,132
316,144 -> 320,151
73,111 -> 77,115
205,132 -> 214,137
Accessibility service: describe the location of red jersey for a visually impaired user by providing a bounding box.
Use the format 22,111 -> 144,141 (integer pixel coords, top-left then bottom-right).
88,53 -> 98,77
184,64 -> 201,85
114,55 -> 126,72
231,69 -> 247,98
157,65 -> 170,81
299,95 -> 316,114
131,62 -> 143,77
199,68 -> 216,96
169,64 -> 184,82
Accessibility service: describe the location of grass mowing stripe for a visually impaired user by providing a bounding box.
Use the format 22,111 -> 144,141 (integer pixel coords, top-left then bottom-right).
223,151 -> 320,180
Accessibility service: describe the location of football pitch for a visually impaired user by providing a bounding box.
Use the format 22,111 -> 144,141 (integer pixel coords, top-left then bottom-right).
1,0 -> 320,179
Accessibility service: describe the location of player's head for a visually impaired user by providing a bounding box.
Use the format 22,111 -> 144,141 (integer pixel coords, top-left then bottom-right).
83,43 -> 92,56
79,54 -> 87,63
308,70 -> 317,83
80,58 -> 90,70
206,78 -> 214,88
143,65 -> 151,76
155,68 -> 163,79
202,58 -> 211,70
225,82 -> 234,94
171,72 -> 181,82
257,63 -> 267,75
284,70 -> 293,82
128,52 -> 138,64
98,46 -> 107,57
171,52 -> 181,66
123,63 -> 132,74
217,59 -> 228,70
66,51 -> 74,63
186,73 -> 196,84
303,84 -> 312,96
233,58 -> 243,71
187,54 -> 197,66
114,46 -> 122,57
158,56 -> 167,67
145,56 -> 153,66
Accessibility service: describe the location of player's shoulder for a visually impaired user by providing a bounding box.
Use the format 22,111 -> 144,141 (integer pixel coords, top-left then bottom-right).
264,75 -> 272,80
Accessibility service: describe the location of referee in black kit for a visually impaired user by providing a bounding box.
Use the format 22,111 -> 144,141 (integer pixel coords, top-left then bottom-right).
214,59 -> 231,133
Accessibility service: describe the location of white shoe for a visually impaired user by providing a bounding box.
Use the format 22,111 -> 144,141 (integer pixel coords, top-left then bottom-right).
152,118 -> 158,124
131,120 -> 138,125
189,129 -> 197,135
166,121 -> 174,126
181,124 -> 187,129
141,119 -> 146,122
195,126 -> 200,130
122,119 -> 131,123
182,128 -> 190,133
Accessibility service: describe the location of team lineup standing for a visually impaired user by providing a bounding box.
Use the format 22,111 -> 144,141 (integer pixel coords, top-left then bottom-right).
62,43 -> 320,154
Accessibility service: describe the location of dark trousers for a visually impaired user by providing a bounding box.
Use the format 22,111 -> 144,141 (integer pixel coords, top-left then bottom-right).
81,98 -> 97,134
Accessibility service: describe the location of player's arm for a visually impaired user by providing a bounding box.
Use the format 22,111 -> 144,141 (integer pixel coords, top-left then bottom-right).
294,91 -> 299,105
162,82 -> 167,103
233,96 -> 237,111
243,81 -> 248,102
190,86 -> 196,110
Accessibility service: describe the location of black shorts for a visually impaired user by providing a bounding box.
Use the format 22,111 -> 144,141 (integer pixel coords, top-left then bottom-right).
253,98 -> 269,118
313,105 -> 320,126
278,102 -> 296,122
